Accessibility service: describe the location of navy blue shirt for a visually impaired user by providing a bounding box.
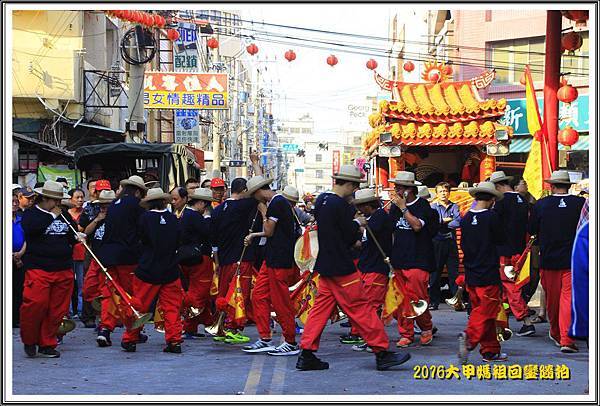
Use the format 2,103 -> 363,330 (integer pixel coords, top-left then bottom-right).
493,191 -> 530,257
136,210 -> 180,284
21,206 -> 77,272
389,197 -> 439,272
313,192 -> 360,277
529,194 -> 585,270
357,208 -> 393,275
210,198 -> 260,266
79,214 -> 106,252
97,194 -> 145,267
265,195 -> 300,269
431,201 -> 460,241
178,206 -> 212,265
460,209 -> 505,286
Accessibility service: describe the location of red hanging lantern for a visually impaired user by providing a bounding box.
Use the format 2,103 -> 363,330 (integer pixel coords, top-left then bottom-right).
429,72 -> 440,83
366,59 -> 378,70
207,37 -> 219,49
145,13 -> 154,27
122,10 -> 132,21
284,50 -> 296,62
153,14 -> 165,28
111,10 -> 122,19
246,43 -> 259,56
167,28 -> 180,42
562,10 -> 589,26
132,11 -> 143,23
557,80 -> 579,104
403,61 -> 415,72
561,31 -> 583,52
442,65 -> 453,76
558,126 -> 579,147
326,55 -> 338,67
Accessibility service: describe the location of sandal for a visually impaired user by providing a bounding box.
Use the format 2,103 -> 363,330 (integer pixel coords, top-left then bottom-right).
530,315 -> 547,324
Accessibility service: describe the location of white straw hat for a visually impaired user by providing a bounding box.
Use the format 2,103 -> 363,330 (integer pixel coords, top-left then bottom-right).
468,181 -> 504,200
417,186 -> 431,199
544,170 -> 576,185
489,171 -> 513,183
353,188 -> 380,205
188,187 -> 217,202
120,175 -> 148,191
281,185 -> 300,203
140,187 -> 172,208
246,176 -> 273,195
93,190 -> 117,204
34,180 -> 70,200
332,165 -> 365,183
389,171 -> 422,187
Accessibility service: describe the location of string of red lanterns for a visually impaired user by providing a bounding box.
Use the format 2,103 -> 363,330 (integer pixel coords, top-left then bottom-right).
326,54 -> 338,67
105,10 -> 166,29
207,37 -> 219,49
246,43 -> 259,56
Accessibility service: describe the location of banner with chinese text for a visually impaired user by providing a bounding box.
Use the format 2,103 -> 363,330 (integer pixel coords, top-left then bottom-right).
144,72 -> 228,110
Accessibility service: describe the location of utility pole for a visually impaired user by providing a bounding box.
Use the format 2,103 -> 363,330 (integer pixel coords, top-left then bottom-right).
246,67 -> 260,177
125,29 -> 146,143
543,10 -> 562,171
211,46 -> 221,175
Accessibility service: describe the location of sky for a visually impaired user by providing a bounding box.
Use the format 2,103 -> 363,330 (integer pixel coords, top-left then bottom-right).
236,4 -> 396,137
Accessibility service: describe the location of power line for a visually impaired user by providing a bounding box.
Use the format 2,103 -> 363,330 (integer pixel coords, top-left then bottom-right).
204,14 -> 589,59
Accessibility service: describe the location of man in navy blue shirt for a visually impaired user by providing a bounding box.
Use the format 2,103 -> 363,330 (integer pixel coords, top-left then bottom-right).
243,182 -> 301,356
529,170 -> 585,353
490,171 -> 535,338
429,182 -> 461,310
297,165 -> 411,371
388,171 -> 439,348
458,182 -> 507,364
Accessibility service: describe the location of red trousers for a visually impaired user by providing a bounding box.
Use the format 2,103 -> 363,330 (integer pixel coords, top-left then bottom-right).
99,264 -> 135,331
83,259 -> 103,302
541,269 -> 574,346
20,269 -> 73,348
123,276 -> 183,344
500,256 -> 529,320
181,257 -> 215,333
351,272 -> 388,336
395,268 -> 433,340
300,271 -> 389,353
219,261 -> 254,329
465,285 -> 501,355
252,263 -> 296,343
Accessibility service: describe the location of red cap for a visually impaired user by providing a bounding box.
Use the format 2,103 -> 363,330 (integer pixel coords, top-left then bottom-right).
95,179 -> 111,191
210,178 -> 226,188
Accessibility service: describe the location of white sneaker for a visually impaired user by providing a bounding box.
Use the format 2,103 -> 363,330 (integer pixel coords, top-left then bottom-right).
352,342 -> 373,353
242,339 -> 275,353
267,342 -> 301,356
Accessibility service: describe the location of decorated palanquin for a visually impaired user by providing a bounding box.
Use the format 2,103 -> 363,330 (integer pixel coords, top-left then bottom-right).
364,61 -> 513,152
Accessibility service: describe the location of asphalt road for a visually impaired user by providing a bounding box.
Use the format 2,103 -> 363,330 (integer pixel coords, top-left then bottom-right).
11,305 -> 589,397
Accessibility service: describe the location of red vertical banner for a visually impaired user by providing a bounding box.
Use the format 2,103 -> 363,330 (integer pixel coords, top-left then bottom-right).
479,154 -> 496,182
332,150 -> 341,188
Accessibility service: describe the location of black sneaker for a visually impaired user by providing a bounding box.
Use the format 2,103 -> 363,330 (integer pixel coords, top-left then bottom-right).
121,341 -> 137,352
24,344 -> 37,358
482,352 -> 508,362
428,304 -> 439,311
339,334 -> 364,345
296,350 -> 329,371
560,344 -> 579,353
96,328 -> 112,347
163,342 -> 182,354
340,321 -> 351,328
137,332 -> 149,344
516,324 -> 535,337
37,347 -> 60,358
375,351 -> 411,371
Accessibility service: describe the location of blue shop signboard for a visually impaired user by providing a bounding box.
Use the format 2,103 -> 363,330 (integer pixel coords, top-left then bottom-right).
501,94 -> 589,135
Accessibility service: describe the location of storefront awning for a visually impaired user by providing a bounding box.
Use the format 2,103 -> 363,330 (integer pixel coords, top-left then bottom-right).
509,135 -> 589,154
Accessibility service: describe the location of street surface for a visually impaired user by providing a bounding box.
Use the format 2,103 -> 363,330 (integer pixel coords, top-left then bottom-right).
12,305 -> 588,396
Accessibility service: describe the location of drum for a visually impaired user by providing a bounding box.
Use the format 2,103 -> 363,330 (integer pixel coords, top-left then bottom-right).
294,227 -> 319,271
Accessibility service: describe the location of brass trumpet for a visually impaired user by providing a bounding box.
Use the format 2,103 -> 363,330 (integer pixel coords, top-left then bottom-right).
410,300 -> 428,318
204,311 -> 226,337
445,286 -> 465,311
504,236 -> 536,281
497,327 -> 513,342
183,306 -> 203,320
58,317 -> 76,335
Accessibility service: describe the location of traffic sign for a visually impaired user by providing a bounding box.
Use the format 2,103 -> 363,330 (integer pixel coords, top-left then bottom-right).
282,143 -> 299,153
228,160 -> 246,167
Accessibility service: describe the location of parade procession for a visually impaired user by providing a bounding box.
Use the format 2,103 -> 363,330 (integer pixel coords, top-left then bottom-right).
7,3 -> 593,401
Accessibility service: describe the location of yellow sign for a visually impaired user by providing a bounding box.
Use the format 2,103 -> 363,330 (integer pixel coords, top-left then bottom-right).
143,72 -> 228,110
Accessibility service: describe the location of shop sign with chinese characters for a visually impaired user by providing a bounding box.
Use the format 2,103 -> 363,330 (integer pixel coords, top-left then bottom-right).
501,95 -> 589,135
143,72 -> 228,110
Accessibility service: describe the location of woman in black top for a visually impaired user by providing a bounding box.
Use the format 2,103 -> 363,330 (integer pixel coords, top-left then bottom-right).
20,180 -> 81,358
121,188 -> 183,354
178,188 -> 217,339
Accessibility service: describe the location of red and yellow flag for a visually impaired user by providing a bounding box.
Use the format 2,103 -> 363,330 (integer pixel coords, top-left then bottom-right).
225,273 -> 246,326
296,274 -> 319,325
382,275 -> 414,321
515,252 -> 531,289
522,65 -> 552,199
